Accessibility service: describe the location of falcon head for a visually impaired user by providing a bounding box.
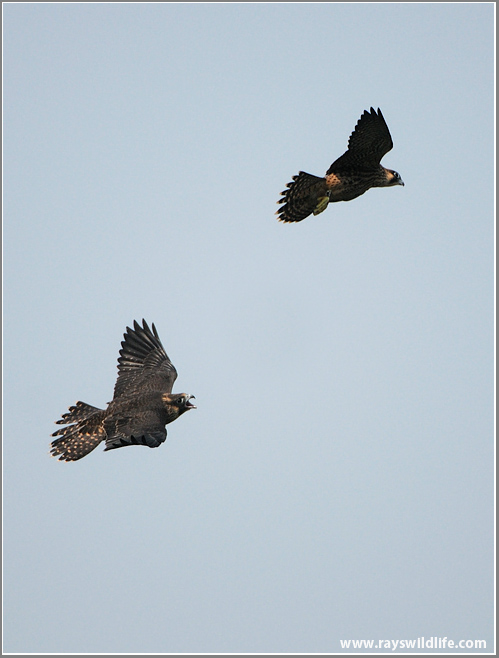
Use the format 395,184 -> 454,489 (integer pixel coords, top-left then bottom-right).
164,393 -> 197,415
385,169 -> 404,186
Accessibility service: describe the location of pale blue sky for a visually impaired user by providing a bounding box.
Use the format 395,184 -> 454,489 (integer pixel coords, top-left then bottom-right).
3,2 -> 495,654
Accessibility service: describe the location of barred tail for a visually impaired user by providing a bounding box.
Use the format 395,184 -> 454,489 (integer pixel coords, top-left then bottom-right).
275,171 -> 329,223
50,401 -> 106,462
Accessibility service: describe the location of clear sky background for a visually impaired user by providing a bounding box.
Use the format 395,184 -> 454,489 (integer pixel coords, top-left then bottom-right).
3,3 -> 494,654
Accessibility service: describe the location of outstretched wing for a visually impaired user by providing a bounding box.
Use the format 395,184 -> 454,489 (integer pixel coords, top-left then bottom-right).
276,171 -> 329,223
113,319 -> 177,399
103,412 -> 167,451
327,107 -> 393,172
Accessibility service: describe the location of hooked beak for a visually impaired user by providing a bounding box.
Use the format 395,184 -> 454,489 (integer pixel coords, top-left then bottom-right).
186,395 -> 196,409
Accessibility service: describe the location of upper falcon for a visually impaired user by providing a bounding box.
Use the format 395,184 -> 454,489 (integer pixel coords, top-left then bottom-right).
276,107 -> 404,223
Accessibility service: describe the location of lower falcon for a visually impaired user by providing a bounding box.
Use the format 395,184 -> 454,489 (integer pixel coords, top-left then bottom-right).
50,319 -> 196,461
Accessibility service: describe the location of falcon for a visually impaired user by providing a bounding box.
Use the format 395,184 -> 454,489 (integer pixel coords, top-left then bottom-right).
50,319 -> 196,461
276,107 -> 404,223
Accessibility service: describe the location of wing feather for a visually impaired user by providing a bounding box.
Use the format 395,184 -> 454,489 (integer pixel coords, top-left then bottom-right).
113,319 -> 177,399
327,107 -> 393,173
103,412 -> 167,450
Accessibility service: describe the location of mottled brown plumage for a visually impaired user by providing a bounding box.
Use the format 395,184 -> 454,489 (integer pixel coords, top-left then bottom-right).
50,320 -> 196,461
276,107 -> 404,223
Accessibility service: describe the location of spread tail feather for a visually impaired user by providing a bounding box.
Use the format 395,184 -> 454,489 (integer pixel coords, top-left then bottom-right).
51,401 -> 106,461
275,171 -> 329,223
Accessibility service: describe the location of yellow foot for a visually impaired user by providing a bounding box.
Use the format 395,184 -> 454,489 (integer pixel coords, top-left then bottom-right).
313,196 -> 329,215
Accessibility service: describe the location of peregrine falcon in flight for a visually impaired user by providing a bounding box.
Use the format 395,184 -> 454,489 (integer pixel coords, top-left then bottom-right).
50,319 -> 196,461
276,107 -> 404,223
